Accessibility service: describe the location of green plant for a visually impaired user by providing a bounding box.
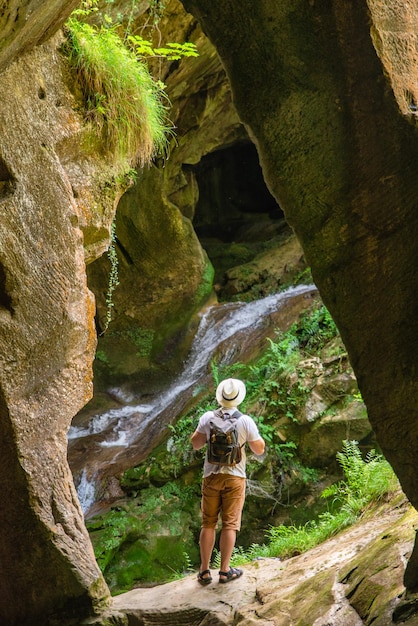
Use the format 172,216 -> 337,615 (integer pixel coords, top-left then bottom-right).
64,17 -> 170,170
210,359 -> 223,389
265,510 -> 351,558
295,304 -> 339,353
149,0 -> 166,24
321,440 -> 398,517
95,349 -> 109,364
114,167 -> 138,188
167,551 -> 195,581
127,36 -> 198,61
89,509 -> 134,571
102,219 -> 119,333
250,441 -> 398,562
167,415 -> 202,476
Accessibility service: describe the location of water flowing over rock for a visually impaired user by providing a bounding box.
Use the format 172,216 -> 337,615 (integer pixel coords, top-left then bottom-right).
69,285 -> 318,516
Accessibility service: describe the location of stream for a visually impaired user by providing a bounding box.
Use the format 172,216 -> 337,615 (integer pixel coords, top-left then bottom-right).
68,284 -> 318,516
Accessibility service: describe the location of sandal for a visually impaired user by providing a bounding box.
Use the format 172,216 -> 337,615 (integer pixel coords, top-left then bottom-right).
197,569 -> 212,585
219,567 -> 244,583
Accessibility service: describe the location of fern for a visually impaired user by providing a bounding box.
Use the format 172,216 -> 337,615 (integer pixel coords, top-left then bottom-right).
321,440 -> 396,511
127,36 -> 198,61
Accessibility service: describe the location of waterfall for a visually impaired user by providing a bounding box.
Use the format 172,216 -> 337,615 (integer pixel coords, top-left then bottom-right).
76,470 -> 96,515
71,285 -> 316,445
68,284 -> 317,515
68,404 -> 153,440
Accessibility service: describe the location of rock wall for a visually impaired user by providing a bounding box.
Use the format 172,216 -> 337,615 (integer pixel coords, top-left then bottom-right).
0,0 -> 79,73
0,22 -> 119,626
181,0 -> 418,597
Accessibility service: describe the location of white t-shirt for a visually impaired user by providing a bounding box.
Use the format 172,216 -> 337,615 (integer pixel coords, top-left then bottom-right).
196,408 -> 262,478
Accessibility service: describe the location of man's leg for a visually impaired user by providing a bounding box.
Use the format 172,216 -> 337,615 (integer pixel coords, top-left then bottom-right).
199,475 -> 222,580
219,528 -> 236,573
199,527 -> 216,574
219,477 -> 246,581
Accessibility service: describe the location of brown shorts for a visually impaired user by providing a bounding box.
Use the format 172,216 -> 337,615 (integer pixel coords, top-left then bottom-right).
201,473 -> 246,531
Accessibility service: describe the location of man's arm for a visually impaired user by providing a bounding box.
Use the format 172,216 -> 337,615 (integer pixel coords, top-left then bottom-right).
191,430 -> 207,450
248,437 -> 265,456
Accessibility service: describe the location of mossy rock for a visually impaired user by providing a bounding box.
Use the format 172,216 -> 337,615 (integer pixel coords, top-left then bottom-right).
338,506 -> 417,624
87,482 -> 202,592
121,442 -> 202,492
105,533 -> 200,593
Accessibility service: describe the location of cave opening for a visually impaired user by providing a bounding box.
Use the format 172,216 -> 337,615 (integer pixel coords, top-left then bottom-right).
193,141 -> 284,243
191,141 -> 294,294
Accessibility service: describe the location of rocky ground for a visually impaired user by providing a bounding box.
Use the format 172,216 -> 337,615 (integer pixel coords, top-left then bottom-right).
107,493 -> 418,626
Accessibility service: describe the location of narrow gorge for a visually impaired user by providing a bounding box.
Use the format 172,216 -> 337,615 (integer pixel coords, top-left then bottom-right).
2,1 -> 418,625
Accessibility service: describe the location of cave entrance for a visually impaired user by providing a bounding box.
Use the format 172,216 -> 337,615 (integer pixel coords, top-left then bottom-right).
193,141 -> 284,242
192,141 -> 292,294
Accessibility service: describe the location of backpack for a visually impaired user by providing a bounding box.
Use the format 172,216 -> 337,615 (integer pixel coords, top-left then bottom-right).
207,409 -> 244,466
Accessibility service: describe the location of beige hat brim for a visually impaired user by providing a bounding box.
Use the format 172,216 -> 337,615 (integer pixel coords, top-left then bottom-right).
216,378 -> 246,408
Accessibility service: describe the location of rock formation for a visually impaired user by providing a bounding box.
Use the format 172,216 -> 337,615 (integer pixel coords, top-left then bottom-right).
181,0 -> 418,598
2,0 -> 418,623
111,495 -> 416,626
85,3 -> 258,393
0,0 -> 78,73
0,2 -> 118,622
83,0 -> 307,397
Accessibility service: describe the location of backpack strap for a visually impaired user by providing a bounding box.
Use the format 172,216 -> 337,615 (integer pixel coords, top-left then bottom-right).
213,408 -> 242,420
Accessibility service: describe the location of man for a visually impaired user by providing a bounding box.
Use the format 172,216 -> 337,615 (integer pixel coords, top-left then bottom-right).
191,378 -> 265,585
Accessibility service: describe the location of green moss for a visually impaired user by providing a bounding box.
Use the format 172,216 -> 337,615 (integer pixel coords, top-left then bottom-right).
87,482 -> 201,591
191,253 -> 215,306
107,536 -> 198,593
129,327 -> 155,358
95,350 -> 109,364
88,576 -> 112,611
120,441 -> 183,491
338,506 -> 415,623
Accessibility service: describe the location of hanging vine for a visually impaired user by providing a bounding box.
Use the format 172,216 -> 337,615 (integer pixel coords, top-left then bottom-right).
102,220 -> 119,334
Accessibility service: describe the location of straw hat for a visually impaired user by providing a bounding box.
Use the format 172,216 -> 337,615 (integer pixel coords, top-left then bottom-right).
216,378 -> 246,408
